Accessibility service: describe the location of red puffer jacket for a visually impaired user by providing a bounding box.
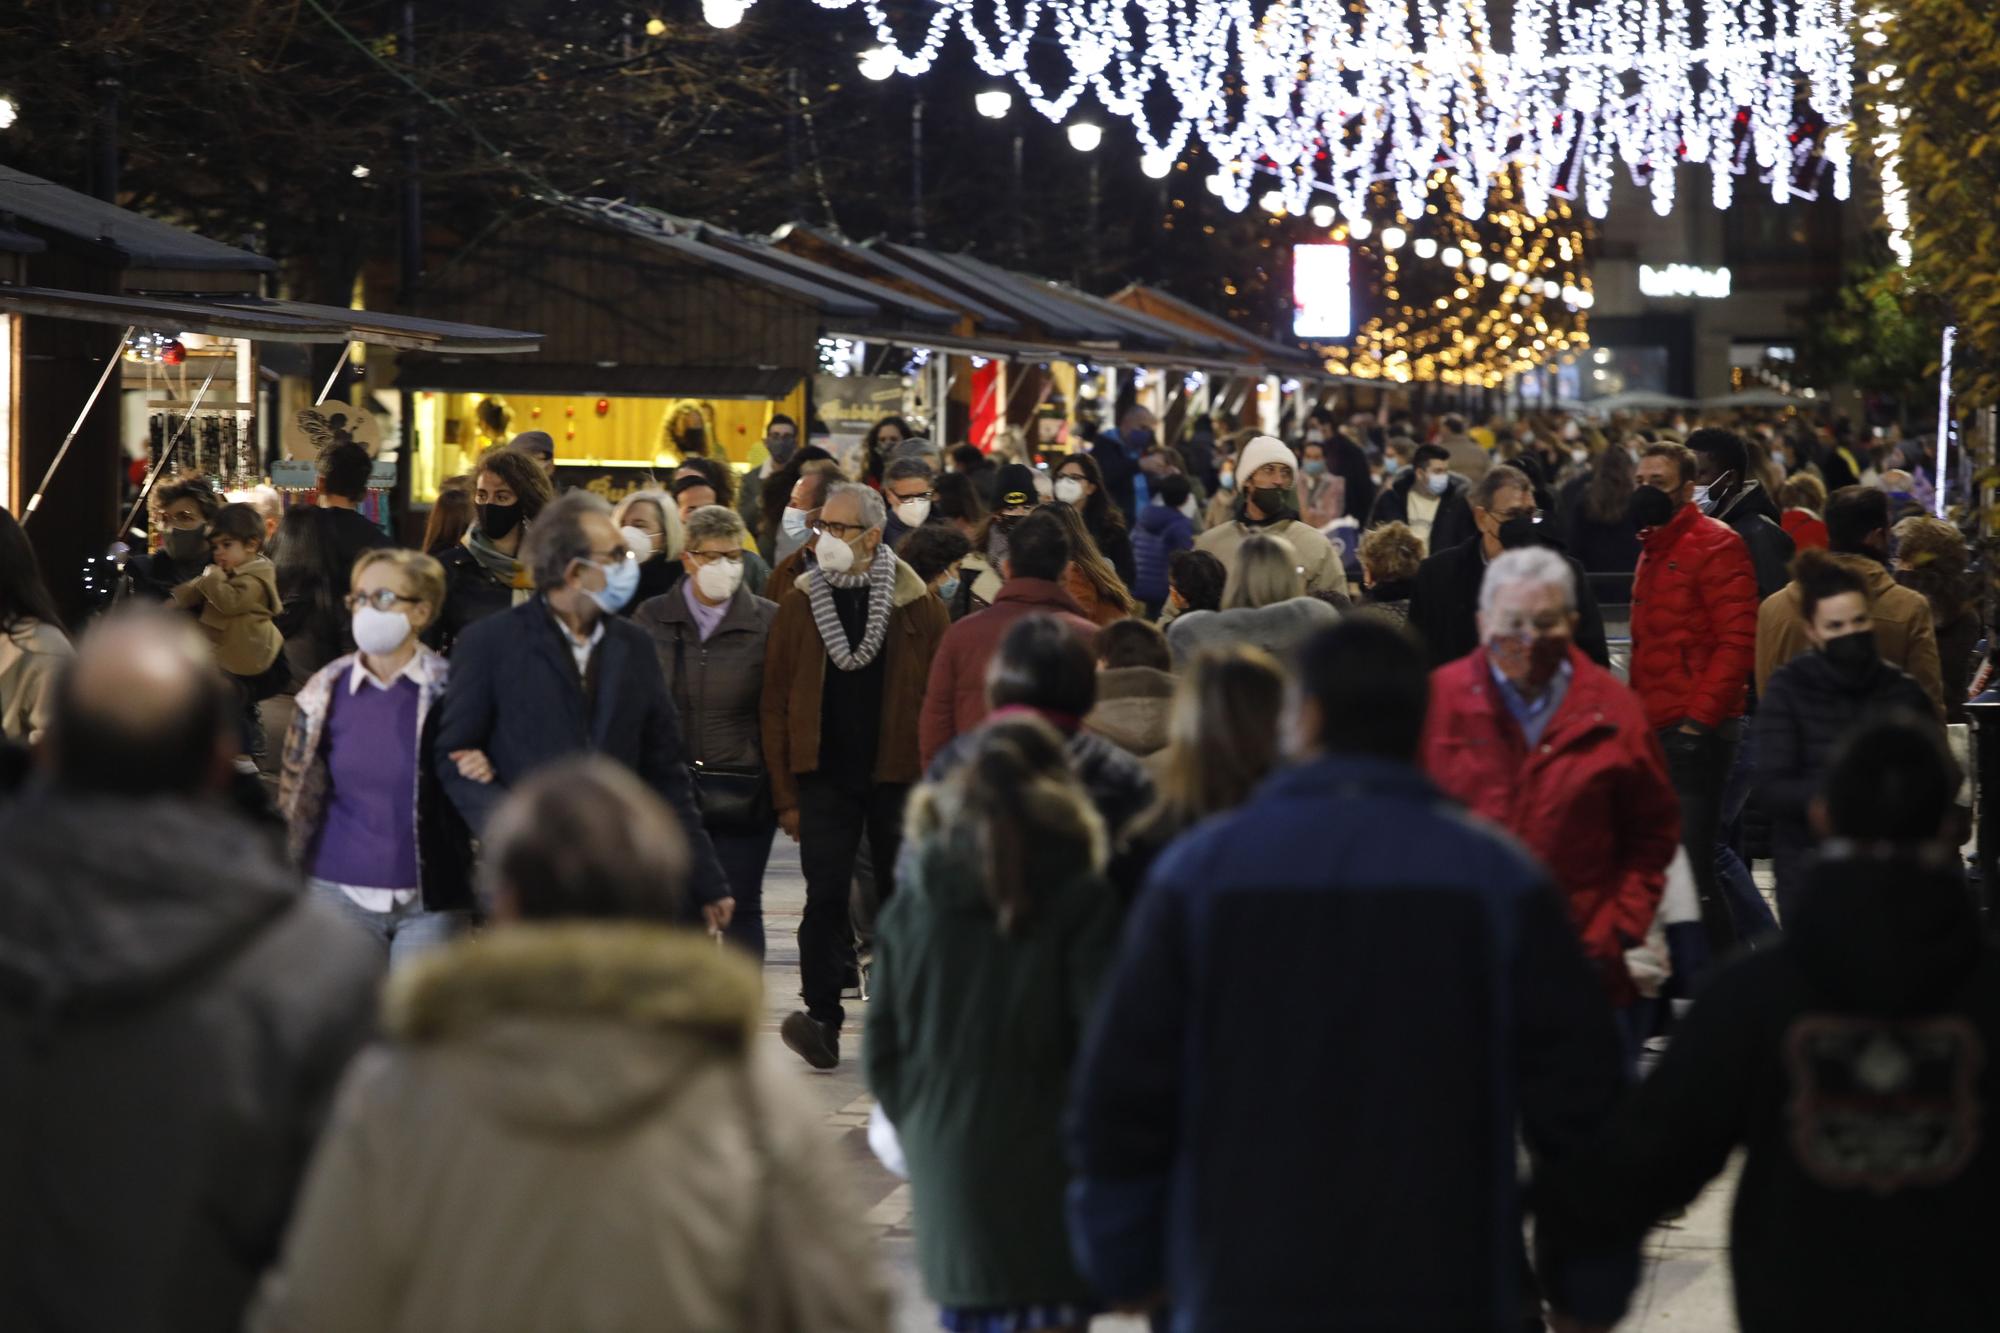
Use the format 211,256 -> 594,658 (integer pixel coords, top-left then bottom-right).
1630,502 -> 1759,730
1422,646 -> 1681,1004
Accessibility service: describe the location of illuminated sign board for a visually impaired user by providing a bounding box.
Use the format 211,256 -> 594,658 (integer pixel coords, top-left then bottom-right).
1293,242 -> 1353,339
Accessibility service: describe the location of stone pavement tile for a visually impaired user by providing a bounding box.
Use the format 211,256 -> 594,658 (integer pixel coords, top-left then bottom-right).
1637,1250 -> 1736,1328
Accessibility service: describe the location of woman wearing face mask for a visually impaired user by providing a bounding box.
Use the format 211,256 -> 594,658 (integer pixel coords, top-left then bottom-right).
612,489 -> 687,613
280,548 -> 473,967
1053,453 -> 1136,590
863,415 -> 913,490
430,446 -> 556,655
136,474 -> 224,602
1755,549 -> 1936,922
634,506 -> 780,958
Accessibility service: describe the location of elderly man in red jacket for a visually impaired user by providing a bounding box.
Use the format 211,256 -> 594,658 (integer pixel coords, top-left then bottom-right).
1629,440 -> 1759,954
1424,547 -> 1680,1061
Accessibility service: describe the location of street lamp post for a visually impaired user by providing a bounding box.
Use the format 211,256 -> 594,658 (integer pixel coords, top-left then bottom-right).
977,90 -> 1025,260
911,89 -> 926,244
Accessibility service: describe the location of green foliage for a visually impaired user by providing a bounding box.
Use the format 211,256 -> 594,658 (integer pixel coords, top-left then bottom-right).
1799,259 -> 1939,410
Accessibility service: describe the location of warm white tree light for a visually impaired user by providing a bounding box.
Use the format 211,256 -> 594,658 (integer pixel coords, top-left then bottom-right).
975,89 -> 1013,119
1066,121 -> 1103,152
856,46 -> 897,81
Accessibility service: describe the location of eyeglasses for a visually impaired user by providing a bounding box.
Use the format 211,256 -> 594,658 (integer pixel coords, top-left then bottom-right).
812,519 -> 869,540
892,489 -> 937,503
347,589 -> 419,612
686,548 -> 745,567
588,547 -> 636,566
163,513 -> 207,531
1488,614 -> 1570,638
1493,507 -> 1542,524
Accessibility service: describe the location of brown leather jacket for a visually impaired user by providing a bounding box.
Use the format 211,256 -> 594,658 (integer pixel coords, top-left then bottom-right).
760,555 -> 948,813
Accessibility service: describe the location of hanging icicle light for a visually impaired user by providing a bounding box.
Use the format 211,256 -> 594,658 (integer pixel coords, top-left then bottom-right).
763,0 -> 1853,223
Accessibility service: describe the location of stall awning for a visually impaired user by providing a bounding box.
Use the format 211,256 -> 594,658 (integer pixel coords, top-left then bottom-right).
395,359 -> 803,401
0,285 -> 541,352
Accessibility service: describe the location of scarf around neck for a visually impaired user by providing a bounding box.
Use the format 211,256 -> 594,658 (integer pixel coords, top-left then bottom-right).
462,526 -> 534,590
809,542 -> 897,671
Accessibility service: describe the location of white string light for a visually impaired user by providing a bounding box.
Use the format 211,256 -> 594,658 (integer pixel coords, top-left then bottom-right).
766,0 -> 1854,222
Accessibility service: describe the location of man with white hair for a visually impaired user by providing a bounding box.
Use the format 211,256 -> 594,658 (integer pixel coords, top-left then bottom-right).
1421,546 -> 1679,1063
1194,435 -> 1350,596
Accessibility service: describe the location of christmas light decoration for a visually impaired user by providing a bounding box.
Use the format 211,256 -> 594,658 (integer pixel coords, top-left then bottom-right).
1854,7 -> 1910,266
766,0 -> 1855,222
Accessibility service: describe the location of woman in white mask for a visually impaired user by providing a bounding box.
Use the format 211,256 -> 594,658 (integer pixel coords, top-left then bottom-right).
279,548 -> 472,968
633,505 -> 782,958
612,489 -> 686,615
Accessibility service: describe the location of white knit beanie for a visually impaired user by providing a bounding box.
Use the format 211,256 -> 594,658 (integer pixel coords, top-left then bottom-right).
1235,435 -> 1298,485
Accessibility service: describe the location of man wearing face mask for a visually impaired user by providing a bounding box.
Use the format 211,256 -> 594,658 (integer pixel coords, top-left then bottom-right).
1423,548 -> 1679,1062
881,457 -> 946,552
767,461 -> 845,599
1367,443 -> 1476,556
1755,485 -> 1943,717
1092,405 -> 1156,524
1195,436 -> 1350,598
737,413 -> 800,546
1409,465 -> 1609,669
1687,428 -> 1795,600
1628,441 -> 1759,952
761,484 -> 948,1070
432,492 -> 733,931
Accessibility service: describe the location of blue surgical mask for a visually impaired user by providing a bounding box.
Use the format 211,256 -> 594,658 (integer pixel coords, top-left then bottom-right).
781,507 -> 811,539
1303,459 -> 1328,478
1383,457 -> 1403,477
1219,471 -> 1236,492
937,573 -> 961,602
587,555 -> 640,614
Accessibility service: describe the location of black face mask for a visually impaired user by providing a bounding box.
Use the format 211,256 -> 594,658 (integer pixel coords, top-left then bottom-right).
478,501 -> 523,540
681,428 -> 708,457
1249,485 -> 1296,521
1496,515 -> 1541,550
1627,484 -> 1679,531
1822,629 -> 1880,674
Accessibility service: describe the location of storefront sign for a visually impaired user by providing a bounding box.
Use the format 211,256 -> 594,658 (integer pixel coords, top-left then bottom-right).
1638,264 -> 1731,299
814,374 -> 908,441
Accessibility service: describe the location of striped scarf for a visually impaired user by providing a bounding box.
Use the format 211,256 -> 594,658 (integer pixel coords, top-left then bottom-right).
808,542 -> 897,671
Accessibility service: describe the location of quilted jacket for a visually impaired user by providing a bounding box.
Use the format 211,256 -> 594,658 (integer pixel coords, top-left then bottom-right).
1629,502 -> 1759,731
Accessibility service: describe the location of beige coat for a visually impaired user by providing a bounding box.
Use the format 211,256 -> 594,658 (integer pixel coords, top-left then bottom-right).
250,924 -> 889,1333
1754,554 -> 1944,719
0,619 -> 71,743
1195,517 -> 1351,597
173,554 -> 282,676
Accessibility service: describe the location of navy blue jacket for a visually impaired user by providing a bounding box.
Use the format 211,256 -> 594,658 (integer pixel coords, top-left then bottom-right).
431,597 -> 727,905
1065,755 -> 1636,1332
1131,503 -> 1195,606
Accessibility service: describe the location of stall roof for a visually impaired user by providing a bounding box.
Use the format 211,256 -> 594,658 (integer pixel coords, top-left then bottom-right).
881,245 -> 1135,344
396,359 -> 802,401
0,285 -> 541,352
1110,282 -> 1329,374
0,225 -> 45,255
0,165 -> 276,274
771,226 -> 1024,333
692,228 -> 959,328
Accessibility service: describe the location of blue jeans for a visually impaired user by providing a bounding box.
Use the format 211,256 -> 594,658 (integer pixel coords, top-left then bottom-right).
310,878 -> 470,969
712,827 -> 775,961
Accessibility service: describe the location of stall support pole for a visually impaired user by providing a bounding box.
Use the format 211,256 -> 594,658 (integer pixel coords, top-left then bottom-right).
21,323 -> 133,525
316,342 -> 352,408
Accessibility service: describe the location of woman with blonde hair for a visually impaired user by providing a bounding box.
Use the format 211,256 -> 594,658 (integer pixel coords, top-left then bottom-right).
613,488 -> 687,613
867,718 -> 1119,1333
281,547 -> 473,965
1120,645 -> 1289,889
1041,498 -> 1138,625
1165,531 -> 1336,665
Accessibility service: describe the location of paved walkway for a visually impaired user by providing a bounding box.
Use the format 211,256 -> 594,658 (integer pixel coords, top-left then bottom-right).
754,838 -> 1737,1331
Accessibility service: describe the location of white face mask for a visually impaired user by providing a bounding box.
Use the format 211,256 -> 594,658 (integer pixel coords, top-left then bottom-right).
621,524 -> 658,563
694,557 -> 745,601
352,604 -> 413,658
781,507 -> 811,539
1423,471 -> 1450,496
1054,476 -> 1087,505
895,497 -> 932,529
1570,448 -> 1589,466
814,529 -> 857,574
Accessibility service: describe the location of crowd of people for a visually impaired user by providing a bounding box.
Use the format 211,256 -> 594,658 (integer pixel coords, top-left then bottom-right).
0,398 -> 1993,1332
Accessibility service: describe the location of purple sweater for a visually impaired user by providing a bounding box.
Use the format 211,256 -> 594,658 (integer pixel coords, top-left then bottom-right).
310,674 -> 420,889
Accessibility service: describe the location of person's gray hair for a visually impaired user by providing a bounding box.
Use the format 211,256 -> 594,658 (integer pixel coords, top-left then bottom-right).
1471,463 -> 1533,512
825,481 -> 887,532
683,503 -> 748,548
523,491 -> 612,591
1479,546 -> 1576,617
884,456 -> 936,486
1223,533 -> 1305,610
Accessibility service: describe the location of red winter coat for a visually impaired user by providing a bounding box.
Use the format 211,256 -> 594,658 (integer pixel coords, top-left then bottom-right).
1422,646 -> 1680,1004
918,578 -> 1098,768
1629,502 -> 1759,730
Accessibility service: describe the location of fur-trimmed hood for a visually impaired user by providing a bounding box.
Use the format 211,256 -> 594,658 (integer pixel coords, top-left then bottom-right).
382,923 -> 764,1132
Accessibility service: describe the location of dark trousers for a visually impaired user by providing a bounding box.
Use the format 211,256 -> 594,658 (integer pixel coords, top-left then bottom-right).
1659,721 -> 1741,956
713,826 -> 776,962
797,775 -> 911,1027
1714,736 -> 1779,938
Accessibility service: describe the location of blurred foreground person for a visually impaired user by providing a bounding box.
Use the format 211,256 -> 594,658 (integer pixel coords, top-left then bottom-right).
0,611 -> 382,1333
1067,617 -> 1633,1332
252,758 -> 889,1333
0,503 -> 71,743
868,720 -> 1120,1333
1083,618 -> 1175,769
1551,719 -> 2000,1333
1423,548 -> 1679,1062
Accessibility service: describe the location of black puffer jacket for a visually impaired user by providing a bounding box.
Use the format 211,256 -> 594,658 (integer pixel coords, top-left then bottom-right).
0,794 -> 383,1333
1551,847 -> 2000,1333
1754,647 -> 1934,909
427,544 -> 520,656
1366,470 -> 1477,555
1714,483 -> 1797,600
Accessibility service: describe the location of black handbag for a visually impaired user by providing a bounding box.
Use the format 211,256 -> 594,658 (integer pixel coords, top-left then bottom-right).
674,628 -> 772,834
